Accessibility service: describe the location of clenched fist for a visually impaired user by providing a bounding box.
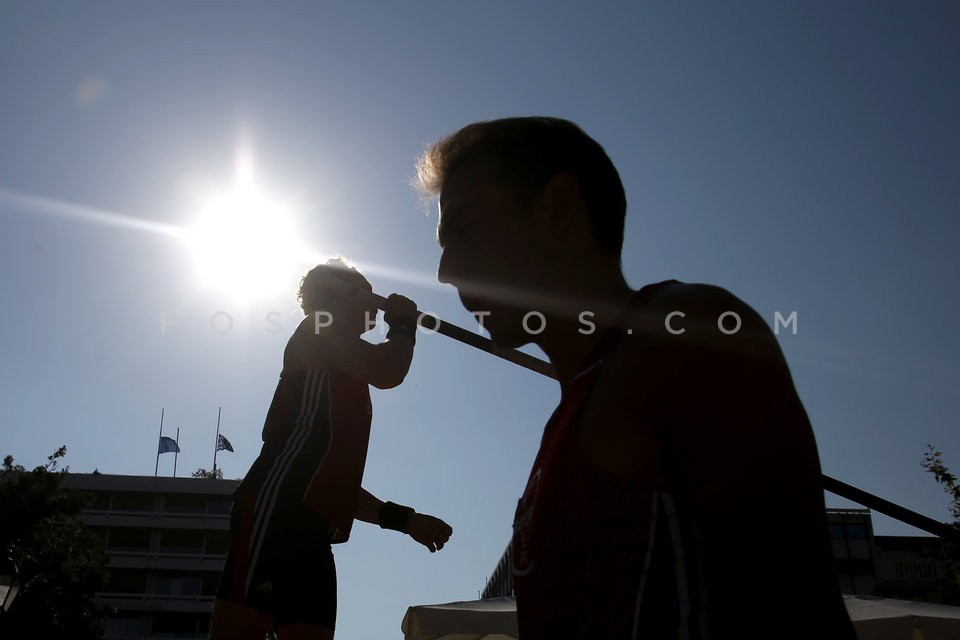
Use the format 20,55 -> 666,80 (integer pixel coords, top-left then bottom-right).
407,513 -> 453,553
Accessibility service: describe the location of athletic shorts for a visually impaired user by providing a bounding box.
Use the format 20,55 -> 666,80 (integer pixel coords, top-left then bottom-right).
216,485 -> 338,630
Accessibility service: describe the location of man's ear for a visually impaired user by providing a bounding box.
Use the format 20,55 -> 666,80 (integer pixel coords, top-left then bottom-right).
538,172 -> 585,237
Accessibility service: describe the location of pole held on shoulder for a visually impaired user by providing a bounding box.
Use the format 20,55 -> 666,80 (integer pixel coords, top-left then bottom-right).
332,276 -> 960,541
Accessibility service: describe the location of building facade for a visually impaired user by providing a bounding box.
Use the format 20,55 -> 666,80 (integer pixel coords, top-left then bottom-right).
63,473 -> 239,640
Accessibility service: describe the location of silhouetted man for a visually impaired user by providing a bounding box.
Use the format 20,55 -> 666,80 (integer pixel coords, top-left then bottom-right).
416,117 -> 854,639
210,258 -> 452,640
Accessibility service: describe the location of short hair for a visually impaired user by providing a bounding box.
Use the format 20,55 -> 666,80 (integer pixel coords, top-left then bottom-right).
297,257 -> 370,314
415,116 -> 627,256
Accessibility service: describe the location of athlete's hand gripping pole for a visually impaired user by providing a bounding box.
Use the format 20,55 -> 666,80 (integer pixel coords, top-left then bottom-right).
371,290 -> 559,380
324,273 -> 557,379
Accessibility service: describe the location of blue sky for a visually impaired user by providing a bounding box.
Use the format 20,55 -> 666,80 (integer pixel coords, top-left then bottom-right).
2,2 -> 958,638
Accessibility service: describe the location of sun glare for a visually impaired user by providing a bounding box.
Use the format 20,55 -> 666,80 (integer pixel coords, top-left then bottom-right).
188,183 -> 307,301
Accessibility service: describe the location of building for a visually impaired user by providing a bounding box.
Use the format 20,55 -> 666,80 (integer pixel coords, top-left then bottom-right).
482,507 -> 949,601
873,534 -> 951,601
827,508 -> 949,599
828,508 -> 879,595
63,473 -> 239,640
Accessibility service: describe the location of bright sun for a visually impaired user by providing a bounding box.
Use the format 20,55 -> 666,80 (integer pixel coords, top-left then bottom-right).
188,181 -> 307,301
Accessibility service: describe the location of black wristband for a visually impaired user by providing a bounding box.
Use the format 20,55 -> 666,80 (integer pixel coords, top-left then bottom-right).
379,501 -> 414,533
386,325 -> 416,346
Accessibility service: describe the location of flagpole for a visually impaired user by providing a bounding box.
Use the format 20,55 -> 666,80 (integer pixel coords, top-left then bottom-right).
173,427 -> 180,478
154,408 -> 165,477
213,406 -> 221,477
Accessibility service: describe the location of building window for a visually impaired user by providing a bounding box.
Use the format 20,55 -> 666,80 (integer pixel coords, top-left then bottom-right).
152,611 -> 202,638
828,519 -> 873,561
155,572 -> 202,597
107,528 -> 151,553
111,492 -> 156,512
88,526 -> 108,551
159,530 -> 204,555
104,569 -> 149,594
105,612 -> 144,637
202,571 -> 222,596
163,494 -> 207,514
89,492 -> 112,511
848,539 -> 872,560
845,523 -> 869,540
208,498 -> 233,515
204,530 -> 230,555
831,539 -> 848,558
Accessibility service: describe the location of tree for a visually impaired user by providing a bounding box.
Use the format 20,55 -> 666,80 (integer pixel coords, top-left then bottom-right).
921,444 -> 960,605
0,447 -> 110,639
191,466 -> 224,479
0,449 -> 110,633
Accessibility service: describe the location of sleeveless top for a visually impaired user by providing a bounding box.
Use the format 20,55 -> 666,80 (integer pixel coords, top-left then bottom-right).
511,281 -> 708,639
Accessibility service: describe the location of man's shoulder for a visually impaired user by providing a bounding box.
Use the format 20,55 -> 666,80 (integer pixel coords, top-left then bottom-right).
636,281 -> 771,338
611,280 -> 786,380
640,280 -> 754,316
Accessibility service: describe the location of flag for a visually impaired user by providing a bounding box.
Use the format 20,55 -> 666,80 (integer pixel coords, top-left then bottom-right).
158,436 -> 180,454
216,434 -> 234,452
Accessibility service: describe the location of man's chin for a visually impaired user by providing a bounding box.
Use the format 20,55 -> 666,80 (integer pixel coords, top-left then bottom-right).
460,293 -> 491,315
478,317 -> 536,350
458,297 -> 539,346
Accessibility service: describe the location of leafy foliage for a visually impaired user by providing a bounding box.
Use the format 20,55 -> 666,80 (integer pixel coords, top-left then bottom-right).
921,445 -> 960,605
191,466 -> 224,479
0,447 -> 110,639
922,445 -> 960,523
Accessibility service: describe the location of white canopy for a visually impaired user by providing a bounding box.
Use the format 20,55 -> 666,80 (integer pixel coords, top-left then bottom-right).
401,596 -> 519,640
401,595 -> 960,640
844,595 -> 960,640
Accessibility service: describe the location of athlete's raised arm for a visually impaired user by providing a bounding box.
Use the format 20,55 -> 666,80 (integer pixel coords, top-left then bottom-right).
287,289 -> 419,389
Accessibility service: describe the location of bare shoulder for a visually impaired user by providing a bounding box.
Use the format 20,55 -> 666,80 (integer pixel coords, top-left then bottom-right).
633,281 -> 783,363
576,282 -> 795,479
582,282 -> 749,393
643,281 -> 768,329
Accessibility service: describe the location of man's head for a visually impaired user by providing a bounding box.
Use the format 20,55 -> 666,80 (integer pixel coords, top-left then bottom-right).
416,116 -> 627,257
416,117 -> 629,348
298,258 -> 376,332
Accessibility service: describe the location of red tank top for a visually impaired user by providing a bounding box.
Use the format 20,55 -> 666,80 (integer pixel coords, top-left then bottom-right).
511,282 -> 703,639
